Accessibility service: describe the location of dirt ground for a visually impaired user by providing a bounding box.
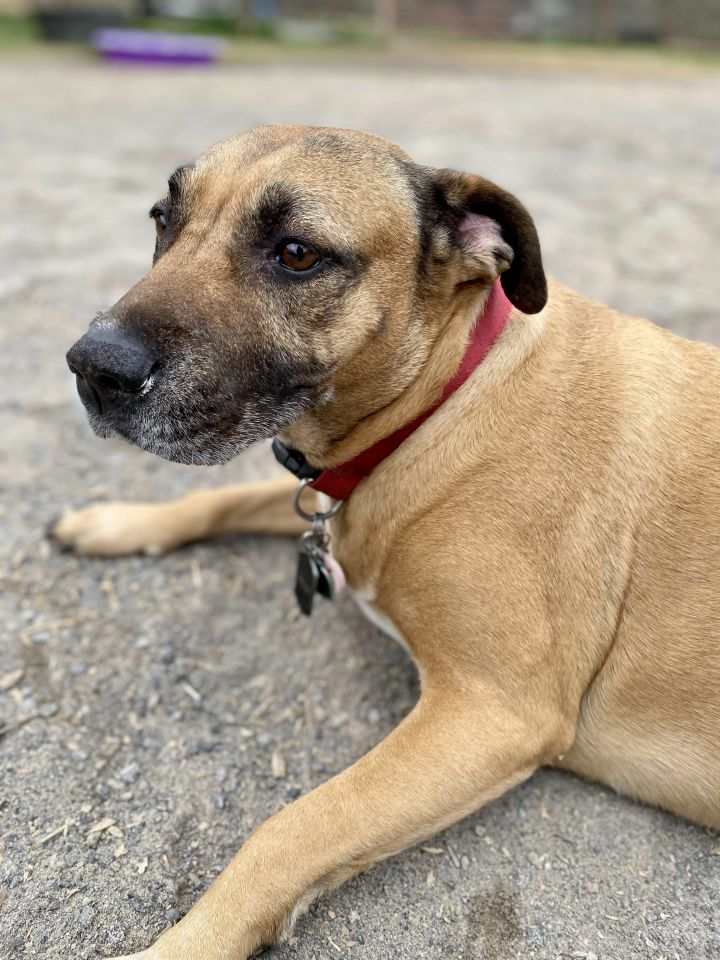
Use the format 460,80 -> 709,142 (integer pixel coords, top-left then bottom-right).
1,49 -> 719,960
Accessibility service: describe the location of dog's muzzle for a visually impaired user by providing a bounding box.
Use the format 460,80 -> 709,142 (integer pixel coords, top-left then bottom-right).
66,326 -> 158,416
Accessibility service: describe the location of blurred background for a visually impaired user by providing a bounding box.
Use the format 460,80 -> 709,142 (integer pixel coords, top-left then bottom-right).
2,4 -> 720,960
3,0 -> 720,47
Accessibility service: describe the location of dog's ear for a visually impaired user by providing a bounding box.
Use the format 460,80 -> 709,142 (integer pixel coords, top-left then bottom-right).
434,169 -> 547,315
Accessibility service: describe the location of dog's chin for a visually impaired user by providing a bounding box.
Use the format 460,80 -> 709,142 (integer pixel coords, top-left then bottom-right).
84,397 -> 313,466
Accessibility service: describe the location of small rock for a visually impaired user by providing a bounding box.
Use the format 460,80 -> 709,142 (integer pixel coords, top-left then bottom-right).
118,762 -> 140,784
77,906 -> 96,927
367,708 -> 381,725
38,703 -> 59,718
213,794 -> 226,810
165,907 -> 181,924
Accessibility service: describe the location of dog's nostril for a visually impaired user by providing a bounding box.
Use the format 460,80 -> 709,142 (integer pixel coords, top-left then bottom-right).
66,330 -> 158,400
97,373 -> 125,392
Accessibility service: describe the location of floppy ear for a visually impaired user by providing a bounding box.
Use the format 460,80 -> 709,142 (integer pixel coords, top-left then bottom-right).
435,169 -> 547,315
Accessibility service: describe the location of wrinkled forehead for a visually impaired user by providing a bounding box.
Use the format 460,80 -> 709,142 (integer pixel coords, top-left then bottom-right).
179,126 -> 420,248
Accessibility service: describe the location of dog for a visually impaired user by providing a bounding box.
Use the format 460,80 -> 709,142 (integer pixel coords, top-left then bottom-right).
52,124 -> 720,960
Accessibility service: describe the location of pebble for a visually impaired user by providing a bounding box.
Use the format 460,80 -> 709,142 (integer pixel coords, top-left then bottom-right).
118,762 -> 140,783
165,908 -> 181,924
76,906 -> 95,927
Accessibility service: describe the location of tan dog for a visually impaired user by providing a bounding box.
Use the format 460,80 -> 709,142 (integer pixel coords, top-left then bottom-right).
52,125 -> 720,960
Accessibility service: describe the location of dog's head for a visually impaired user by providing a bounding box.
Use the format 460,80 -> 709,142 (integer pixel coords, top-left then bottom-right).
67,125 -> 546,465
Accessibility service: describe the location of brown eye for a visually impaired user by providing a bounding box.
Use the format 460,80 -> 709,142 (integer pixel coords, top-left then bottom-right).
154,212 -> 167,239
279,241 -> 320,272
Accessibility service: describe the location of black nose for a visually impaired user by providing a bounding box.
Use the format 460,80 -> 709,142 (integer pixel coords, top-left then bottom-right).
66,328 -> 158,411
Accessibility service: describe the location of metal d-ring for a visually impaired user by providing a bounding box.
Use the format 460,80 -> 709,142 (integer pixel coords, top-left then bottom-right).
293,478 -> 343,524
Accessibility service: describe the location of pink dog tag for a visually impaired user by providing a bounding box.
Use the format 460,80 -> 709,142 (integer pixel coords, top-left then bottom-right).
322,553 -> 346,597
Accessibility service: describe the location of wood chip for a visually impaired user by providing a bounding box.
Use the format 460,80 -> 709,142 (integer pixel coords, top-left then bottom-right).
271,749 -> 287,779
87,816 -> 116,834
114,842 -> 128,858
426,870 -> 436,888
190,557 -> 203,590
181,682 -> 202,704
0,669 -> 24,691
137,857 -> 149,875
108,825 -> 123,839
35,818 -> 74,846
421,846 -> 444,855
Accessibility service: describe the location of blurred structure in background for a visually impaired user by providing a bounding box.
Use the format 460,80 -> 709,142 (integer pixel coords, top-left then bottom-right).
1,0 -> 718,49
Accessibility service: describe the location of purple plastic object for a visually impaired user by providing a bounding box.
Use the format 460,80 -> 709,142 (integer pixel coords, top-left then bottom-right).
91,28 -> 225,65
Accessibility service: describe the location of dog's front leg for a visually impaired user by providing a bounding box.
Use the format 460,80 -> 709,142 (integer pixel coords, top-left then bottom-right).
115,684 -> 569,960
50,475 -> 309,555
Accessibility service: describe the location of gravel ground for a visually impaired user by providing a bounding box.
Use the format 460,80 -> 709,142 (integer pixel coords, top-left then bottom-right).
1,50 -> 719,960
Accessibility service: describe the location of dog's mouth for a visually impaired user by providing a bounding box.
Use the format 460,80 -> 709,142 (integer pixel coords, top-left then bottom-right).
97,399 -> 314,466
77,363 -> 327,466
67,316 -> 334,465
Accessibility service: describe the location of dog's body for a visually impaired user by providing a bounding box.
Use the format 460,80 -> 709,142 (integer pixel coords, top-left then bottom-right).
53,126 -> 720,960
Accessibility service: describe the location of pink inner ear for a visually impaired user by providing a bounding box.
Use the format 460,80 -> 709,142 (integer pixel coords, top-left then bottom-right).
459,212 -> 505,254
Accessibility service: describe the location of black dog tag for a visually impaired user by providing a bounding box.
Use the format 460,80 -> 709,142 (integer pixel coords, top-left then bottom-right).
315,554 -> 334,600
295,548 -> 320,616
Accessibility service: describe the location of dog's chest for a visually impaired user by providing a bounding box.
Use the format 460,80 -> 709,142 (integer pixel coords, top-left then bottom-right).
351,591 -> 411,655
318,495 -> 411,655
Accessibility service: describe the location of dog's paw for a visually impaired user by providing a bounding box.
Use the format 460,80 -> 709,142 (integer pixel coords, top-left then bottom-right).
48,502 -> 180,556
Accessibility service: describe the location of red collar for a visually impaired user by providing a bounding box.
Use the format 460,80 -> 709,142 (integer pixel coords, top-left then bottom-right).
273,280 -> 512,501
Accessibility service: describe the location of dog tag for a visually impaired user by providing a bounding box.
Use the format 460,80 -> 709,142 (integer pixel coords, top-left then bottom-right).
316,552 -> 346,600
295,548 -> 320,616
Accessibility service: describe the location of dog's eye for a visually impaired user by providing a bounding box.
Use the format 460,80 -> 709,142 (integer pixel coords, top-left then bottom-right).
154,212 -> 168,239
278,241 -> 320,272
